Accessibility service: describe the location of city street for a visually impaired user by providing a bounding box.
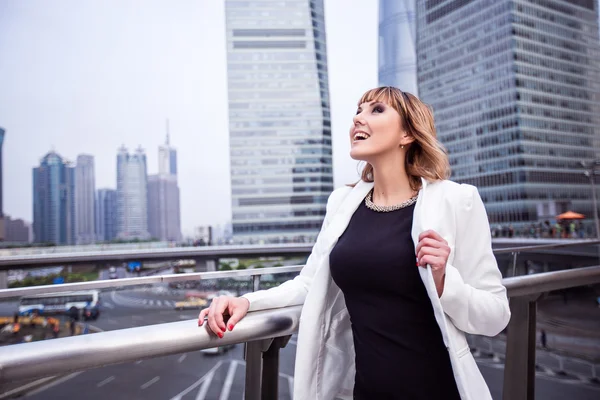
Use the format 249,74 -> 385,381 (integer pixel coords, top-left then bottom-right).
2,286 -> 595,400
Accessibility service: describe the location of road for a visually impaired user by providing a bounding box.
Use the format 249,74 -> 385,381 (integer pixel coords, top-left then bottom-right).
6,286 -> 598,400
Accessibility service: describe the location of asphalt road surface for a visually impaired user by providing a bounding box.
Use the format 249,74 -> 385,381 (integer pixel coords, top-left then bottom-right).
7,287 -> 599,400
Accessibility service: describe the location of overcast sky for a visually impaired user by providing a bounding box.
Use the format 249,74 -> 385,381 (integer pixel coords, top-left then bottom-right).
0,0 -> 378,236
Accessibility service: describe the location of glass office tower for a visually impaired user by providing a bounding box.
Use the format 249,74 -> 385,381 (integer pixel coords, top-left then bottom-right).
225,0 -> 333,244
417,0 -> 600,230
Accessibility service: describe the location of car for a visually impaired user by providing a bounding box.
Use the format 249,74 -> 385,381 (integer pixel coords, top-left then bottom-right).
108,267 -> 118,279
174,297 -> 208,311
201,344 -> 236,355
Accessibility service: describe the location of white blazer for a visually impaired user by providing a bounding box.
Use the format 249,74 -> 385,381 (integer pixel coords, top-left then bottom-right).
243,178 -> 511,400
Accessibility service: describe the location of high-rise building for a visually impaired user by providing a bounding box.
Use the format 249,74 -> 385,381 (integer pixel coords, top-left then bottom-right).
159,119 -> 178,176
225,0 -> 334,244
416,0 -> 600,229
378,0 -> 418,94
148,130 -> 181,242
95,189 -> 117,242
4,216 -> 31,243
116,146 -> 150,240
0,127 -> 5,241
33,151 -> 75,245
75,154 -> 96,244
147,174 -> 181,242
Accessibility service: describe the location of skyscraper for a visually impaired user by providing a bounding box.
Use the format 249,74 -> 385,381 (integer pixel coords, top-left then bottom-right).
159,119 -> 178,176
147,174 -> 181,242
148,130 -> 181,242
75,154 -> 96,244
0,127 -> 5,241
116,146 -> 150,240
33,152 -> 75,245
378,0 -> 418,94
416,0 -> 600,229
96,189 -> 117,242
0,127 -> 5,218
225,0 -> 334,244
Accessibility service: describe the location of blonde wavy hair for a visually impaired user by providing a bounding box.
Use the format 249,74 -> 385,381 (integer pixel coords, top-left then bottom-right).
356,86 -> 450,191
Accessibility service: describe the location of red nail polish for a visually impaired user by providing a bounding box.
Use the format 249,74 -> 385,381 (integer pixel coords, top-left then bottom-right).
228,324 -> 234,331
218,332 -> 223,338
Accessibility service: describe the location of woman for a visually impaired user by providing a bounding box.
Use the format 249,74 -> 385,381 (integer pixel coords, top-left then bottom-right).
198,87 -> 510,400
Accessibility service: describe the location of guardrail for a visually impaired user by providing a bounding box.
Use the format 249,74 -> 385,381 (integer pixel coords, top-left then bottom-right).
4,239 -> 600,299
1,264 -> 600,399
2,239 -> 599,270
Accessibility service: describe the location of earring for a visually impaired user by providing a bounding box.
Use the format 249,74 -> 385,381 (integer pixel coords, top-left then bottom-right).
401,145 -> 405,149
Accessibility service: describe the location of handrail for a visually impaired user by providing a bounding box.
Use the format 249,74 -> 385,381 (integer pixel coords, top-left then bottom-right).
504,265 -> 600,297
0,305 -> 302,383
0,265 -> 304,299
1,267 -> 600,386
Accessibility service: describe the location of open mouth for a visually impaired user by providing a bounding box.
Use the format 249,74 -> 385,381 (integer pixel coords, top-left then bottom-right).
353,132 -> 370,141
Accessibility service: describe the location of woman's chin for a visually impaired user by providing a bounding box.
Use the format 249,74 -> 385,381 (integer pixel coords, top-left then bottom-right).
349,148 -> 370,161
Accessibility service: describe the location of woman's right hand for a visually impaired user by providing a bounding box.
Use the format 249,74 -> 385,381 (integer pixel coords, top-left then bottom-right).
197,296 -> 250,338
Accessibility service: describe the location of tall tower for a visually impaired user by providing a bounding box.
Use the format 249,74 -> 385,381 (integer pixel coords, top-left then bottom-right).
148,123 -> 181,242
378,0 -> 418,94
159,119 -> 178,176
33,152 -> 76,245
75,154 -> 96,244
416,0 -> 600,229
225,0 -> 334,244
95,189 -> 117,242
116,146 -> 149,240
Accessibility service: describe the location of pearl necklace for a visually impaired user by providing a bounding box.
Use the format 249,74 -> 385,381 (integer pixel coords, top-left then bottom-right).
365,189 -> 418,212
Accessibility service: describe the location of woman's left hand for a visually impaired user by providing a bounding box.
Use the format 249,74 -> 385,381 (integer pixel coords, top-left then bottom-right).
416,230 -> 450,297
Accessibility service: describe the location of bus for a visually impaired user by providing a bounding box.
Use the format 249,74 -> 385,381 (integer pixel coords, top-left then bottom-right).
18,290 -> 100,319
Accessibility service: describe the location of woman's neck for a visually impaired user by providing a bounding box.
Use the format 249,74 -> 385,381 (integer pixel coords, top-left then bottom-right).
371,160 -> 415,206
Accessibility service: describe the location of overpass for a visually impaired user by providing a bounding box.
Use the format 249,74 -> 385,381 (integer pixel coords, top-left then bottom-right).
1,238 -> 600,271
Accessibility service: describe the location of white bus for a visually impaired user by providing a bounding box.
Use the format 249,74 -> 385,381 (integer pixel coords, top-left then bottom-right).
18,290 -> 100,318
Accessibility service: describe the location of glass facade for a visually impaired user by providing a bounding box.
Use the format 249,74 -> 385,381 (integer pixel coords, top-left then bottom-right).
416,0 -> 600,229
0,127 -> 4,217
378,0 -> 418,94
32,152 -> 75,245
96,188 -> 117,242
225,0 -> 333,244
75,154 -> 96,244
116,146 -> 150,240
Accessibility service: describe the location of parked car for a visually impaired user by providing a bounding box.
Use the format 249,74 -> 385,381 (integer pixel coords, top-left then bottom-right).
201,343 -> 236,355
174,297 -> 208,311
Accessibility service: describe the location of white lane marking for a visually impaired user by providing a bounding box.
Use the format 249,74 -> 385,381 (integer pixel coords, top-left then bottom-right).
87,324 -> 104,332
132,315 -> 143,320
106,319 -> 118,324
102,301 -> 115,309
0,376 -> 55,399
135,360 -> 143,365
96,376 -> 115,388
178,354 -> 187,363
157,300 -> 163,307
169,360 -> 224,400
219,361 -> 239,400
24,372 -> 83,397
140,376 -> 160,390
179,315 -> 189,320
195,368 -> 217,400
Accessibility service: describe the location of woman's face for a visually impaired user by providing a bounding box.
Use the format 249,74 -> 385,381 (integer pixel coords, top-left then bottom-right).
349,100 -> 405,162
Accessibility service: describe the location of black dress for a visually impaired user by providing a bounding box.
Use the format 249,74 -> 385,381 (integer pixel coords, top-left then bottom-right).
329,200 -> 461,399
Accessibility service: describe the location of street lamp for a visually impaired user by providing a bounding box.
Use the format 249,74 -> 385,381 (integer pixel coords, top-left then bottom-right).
581,161 -> 600,238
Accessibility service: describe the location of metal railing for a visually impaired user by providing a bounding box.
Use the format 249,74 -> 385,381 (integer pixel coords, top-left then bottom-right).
1,242 -> 600,399
0,266 -> 599,399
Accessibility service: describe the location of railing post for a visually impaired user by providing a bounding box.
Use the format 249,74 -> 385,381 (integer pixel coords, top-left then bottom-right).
244,336 -> 291,400
262,335 -> 291,400
511,251 -> 519,277
503,294 -> 540,400
252,274 -> 261,292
